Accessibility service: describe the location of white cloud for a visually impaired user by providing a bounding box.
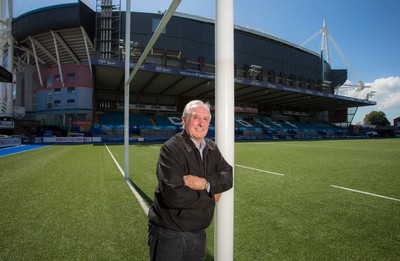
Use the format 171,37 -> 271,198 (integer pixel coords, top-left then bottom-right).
345,77 -> 400,123
369,77 -> 400,110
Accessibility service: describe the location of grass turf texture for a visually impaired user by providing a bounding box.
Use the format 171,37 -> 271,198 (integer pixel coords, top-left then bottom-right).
0,144 -> 148,260
1,139 -> 399,260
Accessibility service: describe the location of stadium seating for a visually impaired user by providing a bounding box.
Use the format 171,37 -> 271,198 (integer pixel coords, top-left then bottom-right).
94,112 -> 348,141
99,112 -> 155,127
153,114 -> 182,127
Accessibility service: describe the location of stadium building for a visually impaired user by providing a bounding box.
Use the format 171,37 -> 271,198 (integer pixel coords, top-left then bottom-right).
2,0 -> 376,140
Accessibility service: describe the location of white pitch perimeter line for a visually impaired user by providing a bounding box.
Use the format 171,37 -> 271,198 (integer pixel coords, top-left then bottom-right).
104,143 -> 149,215
331,185 -> 400,202
235,164 -> 284,176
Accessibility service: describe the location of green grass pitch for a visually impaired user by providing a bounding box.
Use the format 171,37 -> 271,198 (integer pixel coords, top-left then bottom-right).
1,139 -> 399,260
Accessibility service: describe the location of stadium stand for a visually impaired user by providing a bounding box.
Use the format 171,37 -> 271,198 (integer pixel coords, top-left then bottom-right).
4,1 -> 380,142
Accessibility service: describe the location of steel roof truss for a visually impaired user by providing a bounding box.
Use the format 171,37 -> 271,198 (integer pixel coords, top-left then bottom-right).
51,30 -> 80,65
15,45 -> 46,65
179,80 -> 209,96
29,36 -> 57,64
28,36 -> 44,87
160,76 -> 186,94
81,26 -> 93,75
137,73 -> 159,93
51,31 -> 65,87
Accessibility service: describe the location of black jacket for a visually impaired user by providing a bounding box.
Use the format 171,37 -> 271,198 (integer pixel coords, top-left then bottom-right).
148,130 -> 233,232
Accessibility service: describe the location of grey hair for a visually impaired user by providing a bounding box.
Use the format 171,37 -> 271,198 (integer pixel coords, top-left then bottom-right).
182,100 -> 212,127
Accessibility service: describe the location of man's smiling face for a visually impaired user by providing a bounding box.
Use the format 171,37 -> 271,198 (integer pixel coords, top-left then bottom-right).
183,105 -> 210,144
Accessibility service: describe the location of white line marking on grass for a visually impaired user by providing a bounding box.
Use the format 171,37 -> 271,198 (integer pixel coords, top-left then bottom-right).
104,143 -> 149,215
331,185 -> 400,202
235,164 -> 284,176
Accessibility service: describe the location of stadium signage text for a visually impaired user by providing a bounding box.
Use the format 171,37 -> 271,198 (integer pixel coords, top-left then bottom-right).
0,119 -> 14,129
0,138 -> 21,148
98,59 -> 119,66
155,67 -> 173,73
116,103 -> 176,111
43,137 -> 101,143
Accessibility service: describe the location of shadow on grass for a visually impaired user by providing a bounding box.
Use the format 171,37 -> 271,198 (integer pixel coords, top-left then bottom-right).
129,178 -> 153,206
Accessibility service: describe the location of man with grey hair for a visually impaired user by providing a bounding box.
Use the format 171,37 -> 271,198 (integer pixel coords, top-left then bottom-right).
148,100 -> 233,261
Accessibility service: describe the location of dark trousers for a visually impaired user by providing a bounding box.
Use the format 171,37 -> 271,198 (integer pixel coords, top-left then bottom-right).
148,222 -> 207,261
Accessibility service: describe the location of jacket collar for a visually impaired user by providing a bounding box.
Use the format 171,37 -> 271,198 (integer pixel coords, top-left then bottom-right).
180,130 -> 215,152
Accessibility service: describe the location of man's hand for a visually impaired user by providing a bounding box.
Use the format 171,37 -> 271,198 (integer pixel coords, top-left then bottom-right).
214,193 -> 222,202
183,175 -> 207,190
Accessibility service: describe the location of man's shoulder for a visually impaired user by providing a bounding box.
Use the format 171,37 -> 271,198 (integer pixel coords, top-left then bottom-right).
163,131 -> 186,147
204,138 -> 217,150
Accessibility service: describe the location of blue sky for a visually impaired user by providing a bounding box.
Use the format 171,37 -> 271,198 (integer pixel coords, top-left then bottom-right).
13,0 -> 400,124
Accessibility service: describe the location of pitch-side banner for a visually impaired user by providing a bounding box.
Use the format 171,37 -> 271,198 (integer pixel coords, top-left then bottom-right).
0,138 -> 21,148
43,137 -> 101,143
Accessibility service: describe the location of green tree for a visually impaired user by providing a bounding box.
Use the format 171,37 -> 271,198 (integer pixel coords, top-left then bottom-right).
363,111 -> 390,126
